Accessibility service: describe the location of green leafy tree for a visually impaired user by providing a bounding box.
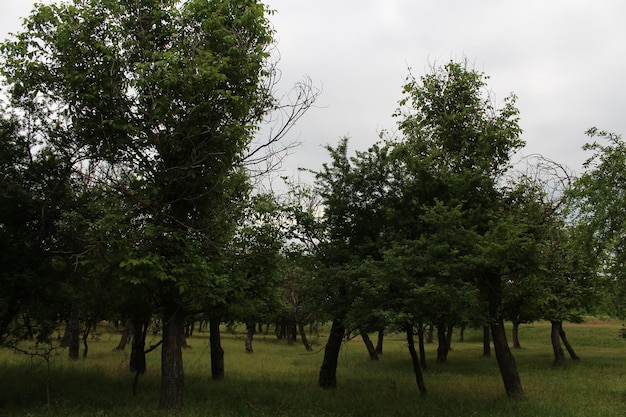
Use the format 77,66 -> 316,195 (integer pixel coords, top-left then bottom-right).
0,0 -> 294,410
395,61 -> 526,398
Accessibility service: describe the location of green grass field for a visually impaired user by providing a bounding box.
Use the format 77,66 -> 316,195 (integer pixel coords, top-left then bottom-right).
1,320 -> 625,416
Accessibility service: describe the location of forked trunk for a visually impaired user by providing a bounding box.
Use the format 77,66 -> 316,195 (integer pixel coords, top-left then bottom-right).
559,325 -> 580,360
209,316 -> 225,381
375,330 -> 384,355
551,320 -> 566,366
360,331 -> 379,360
318,318 -> 345,389
406,324 -> 427,395
159,303 -> 185,411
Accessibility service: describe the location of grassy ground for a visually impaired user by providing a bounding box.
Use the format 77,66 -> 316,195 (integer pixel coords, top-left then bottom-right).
1,319 -> 625,416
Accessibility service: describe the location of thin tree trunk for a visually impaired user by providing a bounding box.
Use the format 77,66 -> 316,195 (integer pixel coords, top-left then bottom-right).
209,316 -> 224,381
459,324 -> 465,342
436,322 -> 448,363
319,318 -> 345,389
114,319 -> 132,351
245,321 -> 255,353
482,325 -> 491,357
426,323 -> 434,343
298,321 -> 312,351
559,325 -> 580,360
159,302 -> 185,411
551,320 -> 566,366
66,305 -> 80,360
418,322 -> 427,370
406,324 -> 427,395
81,320 -> 91,358
484,270 -> 523,398
491,319 -> 524,398
360,331 -> 379,360
130,318 -> 148,396
512,321 -> 521,349
375,330 -> 384,355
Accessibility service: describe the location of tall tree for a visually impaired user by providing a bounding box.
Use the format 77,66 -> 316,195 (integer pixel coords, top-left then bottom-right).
0,0 -> 314,410
394,61 -> 525,397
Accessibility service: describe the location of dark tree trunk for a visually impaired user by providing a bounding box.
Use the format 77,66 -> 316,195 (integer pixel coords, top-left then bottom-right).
436,322 -> 449,363
484,271 -> 523,398
159,303 -> 185,411
446,323 -> 454,349
559,325 -> 580,360
360,331 -> 379,360
114,319 -> 132,351
459,325 -> 465,342
130,318 -> 148,374
130,318 -> 148,396
375,330 -> 384,355
318,318 -> 345,389
406,324 -> 427,395
551,320 -> 566,366
245,321 -> 255,353
209,317 -> 225,381
512,321 -> 521,349
418,322 -> 427,370
298,321 -> 312,351
426,323 -> 434,343
66,305 -> 80,360
491,319 -> 524,398
482,325 -> 491,357
286,322 -> 296,345
81,320 -> 91,358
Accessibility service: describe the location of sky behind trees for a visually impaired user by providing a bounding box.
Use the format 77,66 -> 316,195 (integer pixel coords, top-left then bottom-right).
2,0 -> 625,179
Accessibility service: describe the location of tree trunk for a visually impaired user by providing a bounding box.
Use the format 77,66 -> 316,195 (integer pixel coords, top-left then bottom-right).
375,330 -> 384,355
459,325 -> 465,342
298,321 -> 312,351
512,321 -> 521,349
318,318 -> 345,389
417,322 -> 427,370
66,305 -> 80,360
360,331 -> 379,360
559,325 -> 580,360
484,270 -> 524,398
245,321 -> 255,353
406,324 -> 427,395
209,316 -> 225,381
81,320 -> 91,358
426,323 -> 434,343
114,319 -> 132,351
130,318 -> 148,374
286,322 -> 296,345
436,322 -> 449,363
491,319 -> 524,398
482,325 -> 491,357
159,303 -> 185,411
551,320 -> 566,366
130,318 -> 148,396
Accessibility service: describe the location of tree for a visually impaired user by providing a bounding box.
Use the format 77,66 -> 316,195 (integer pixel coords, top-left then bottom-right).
568,128 -> 626,318
395,61 -> 526,398
1,0 -> 317,410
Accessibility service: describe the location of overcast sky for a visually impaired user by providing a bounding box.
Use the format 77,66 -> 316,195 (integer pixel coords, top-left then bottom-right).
2,1 -> 625,180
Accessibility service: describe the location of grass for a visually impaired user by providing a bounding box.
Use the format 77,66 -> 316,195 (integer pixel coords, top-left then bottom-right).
1,320 -> 626,416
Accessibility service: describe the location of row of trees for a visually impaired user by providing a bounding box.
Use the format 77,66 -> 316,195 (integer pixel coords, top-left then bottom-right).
1,0 -> 624,411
